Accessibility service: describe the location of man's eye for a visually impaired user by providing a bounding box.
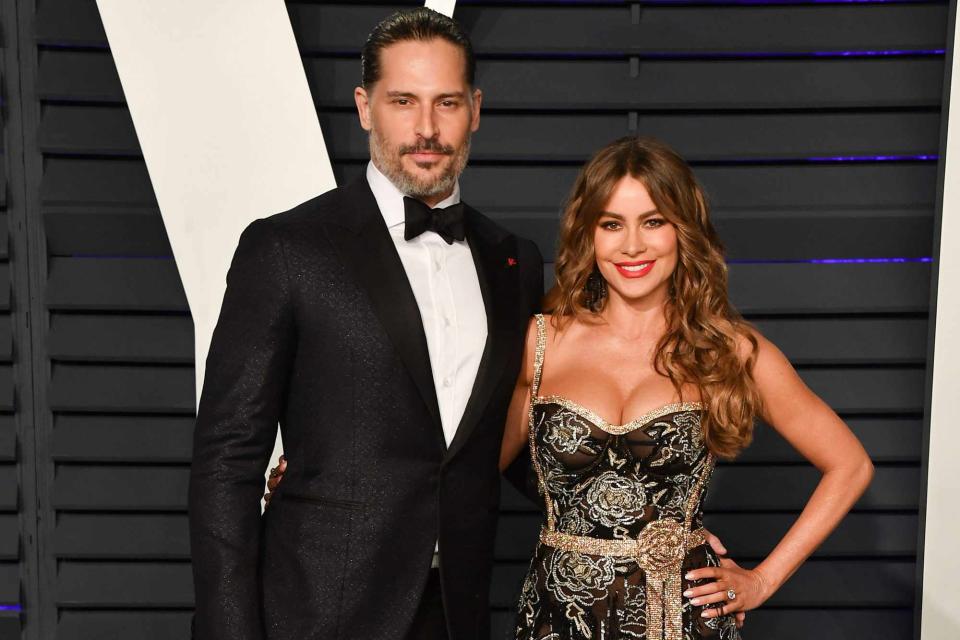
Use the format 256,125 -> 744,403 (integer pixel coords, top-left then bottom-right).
395,99 -> 410,105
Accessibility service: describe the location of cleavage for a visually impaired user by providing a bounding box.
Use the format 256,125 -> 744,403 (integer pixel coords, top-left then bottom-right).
539,407 -> 658,471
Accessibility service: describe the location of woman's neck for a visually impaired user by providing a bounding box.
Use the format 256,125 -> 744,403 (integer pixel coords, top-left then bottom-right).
597,294 -> 669,342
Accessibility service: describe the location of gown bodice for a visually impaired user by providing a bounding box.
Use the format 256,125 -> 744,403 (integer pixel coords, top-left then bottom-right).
514,315 -> 740,640
531,397 -> 712,542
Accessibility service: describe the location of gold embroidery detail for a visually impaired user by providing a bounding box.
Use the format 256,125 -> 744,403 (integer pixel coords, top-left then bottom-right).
535,396 -> 704,435
540,523 -> 705,568
526,314 -> 719,640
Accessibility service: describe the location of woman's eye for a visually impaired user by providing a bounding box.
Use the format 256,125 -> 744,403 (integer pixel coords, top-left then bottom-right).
645,218 -> 666,228
600,221 -> 621,230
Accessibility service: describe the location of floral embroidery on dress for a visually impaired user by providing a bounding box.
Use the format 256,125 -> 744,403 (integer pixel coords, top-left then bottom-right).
542,409 -> 594,455
583,471 -> 648,529
514,315 -> 740,640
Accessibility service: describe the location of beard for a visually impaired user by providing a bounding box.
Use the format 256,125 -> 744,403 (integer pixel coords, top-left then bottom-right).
369,126 -> 470,200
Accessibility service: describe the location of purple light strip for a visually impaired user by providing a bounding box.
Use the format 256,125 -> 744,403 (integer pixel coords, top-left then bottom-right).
728,257 -> 932,264
477,49 -> 944,61
0,605 -> 21,612
805,154 -> 939,163
814,49 -> 945,57
696,154 -> 939,166
658,49 -> 948,59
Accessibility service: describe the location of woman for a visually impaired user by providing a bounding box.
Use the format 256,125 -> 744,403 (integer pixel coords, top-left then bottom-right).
266,137 -> 873,639
498,137 -> 873,639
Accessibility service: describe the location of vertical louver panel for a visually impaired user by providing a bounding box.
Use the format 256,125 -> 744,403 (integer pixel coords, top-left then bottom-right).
0,0 -> 23,634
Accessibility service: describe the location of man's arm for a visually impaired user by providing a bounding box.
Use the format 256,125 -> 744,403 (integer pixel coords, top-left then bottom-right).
189,219 -> 295,639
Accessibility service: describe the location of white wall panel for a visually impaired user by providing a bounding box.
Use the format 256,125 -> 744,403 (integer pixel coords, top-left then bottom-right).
95,0 -> 336,400
95,0 -> 337,495
426,0 -> 457,17
921,7 -> 960,639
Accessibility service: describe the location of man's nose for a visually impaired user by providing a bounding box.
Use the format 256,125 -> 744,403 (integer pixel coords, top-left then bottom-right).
415,105 -> 438,140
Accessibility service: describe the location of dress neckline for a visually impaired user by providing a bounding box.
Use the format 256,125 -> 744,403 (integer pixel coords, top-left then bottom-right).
533,394 -> 703,436
530,314 -> 703,435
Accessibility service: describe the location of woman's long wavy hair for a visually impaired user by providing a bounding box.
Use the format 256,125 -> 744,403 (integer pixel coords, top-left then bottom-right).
544,137 -> 760,459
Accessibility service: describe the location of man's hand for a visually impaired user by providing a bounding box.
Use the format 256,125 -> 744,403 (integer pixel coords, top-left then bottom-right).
704,530 -> 746,629
263,455 -> 286,506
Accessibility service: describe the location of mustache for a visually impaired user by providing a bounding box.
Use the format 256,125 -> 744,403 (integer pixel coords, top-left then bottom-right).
399,139 -> 455,155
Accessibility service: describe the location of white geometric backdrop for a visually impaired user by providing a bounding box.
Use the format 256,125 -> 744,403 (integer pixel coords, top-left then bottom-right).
920,8 -> 960,638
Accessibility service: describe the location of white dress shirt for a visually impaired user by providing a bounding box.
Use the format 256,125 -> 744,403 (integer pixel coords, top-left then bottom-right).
366,161 -> 488,448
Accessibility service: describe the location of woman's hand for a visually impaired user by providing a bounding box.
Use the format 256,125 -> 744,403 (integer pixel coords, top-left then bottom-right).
684,563 -> 771,619
703,531 -> 746,628
263,455 -> 286,506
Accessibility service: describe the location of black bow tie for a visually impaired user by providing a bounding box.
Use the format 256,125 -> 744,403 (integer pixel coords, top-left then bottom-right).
403,197 -> 466,245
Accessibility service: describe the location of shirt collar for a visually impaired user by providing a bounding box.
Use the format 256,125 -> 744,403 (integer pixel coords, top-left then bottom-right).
366,160 -> 461,230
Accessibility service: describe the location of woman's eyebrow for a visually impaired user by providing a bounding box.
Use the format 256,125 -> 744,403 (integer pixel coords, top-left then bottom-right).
599,208 -> 659,220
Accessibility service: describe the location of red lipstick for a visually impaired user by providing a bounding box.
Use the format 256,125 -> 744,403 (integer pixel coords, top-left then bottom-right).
614,260 -> 655,278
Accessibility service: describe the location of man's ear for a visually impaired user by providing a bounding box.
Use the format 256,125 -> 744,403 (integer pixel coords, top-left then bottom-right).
470,88 -> 483,133
355,86 -> 372,131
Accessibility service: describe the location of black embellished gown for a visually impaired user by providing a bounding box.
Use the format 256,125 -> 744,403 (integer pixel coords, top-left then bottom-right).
513,315 -> 741,640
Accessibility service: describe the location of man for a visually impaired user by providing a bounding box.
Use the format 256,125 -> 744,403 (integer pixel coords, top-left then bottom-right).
189,9 -> 543,640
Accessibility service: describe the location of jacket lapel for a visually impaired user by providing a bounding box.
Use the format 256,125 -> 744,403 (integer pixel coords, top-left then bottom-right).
444,206 -> 518,461
325,178 -> 444,440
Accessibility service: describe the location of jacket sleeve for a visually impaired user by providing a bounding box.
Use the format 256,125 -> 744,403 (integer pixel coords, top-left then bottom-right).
502,237 -> 546,508
189,218 -> 295,639
531,243 -> 544,315
524,237 -> 545,313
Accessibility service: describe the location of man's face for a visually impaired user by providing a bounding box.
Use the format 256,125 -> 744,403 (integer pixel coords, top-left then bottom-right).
355,38 -> 482,203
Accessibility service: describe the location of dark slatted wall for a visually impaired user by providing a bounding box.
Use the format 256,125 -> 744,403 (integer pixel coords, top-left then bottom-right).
4,0 -> 947,637
28,0 -> 196,636
2,0 -> 29,636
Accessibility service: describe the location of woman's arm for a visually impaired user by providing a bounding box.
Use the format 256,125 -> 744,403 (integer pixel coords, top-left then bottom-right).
499,316 -> 540,472
688,330 -> 874,617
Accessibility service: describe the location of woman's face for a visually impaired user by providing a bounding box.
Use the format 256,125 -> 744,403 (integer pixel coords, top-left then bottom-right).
593,175 -> 678,308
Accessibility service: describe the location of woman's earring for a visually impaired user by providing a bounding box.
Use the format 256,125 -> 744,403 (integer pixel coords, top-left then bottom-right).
584,268 -> 608,311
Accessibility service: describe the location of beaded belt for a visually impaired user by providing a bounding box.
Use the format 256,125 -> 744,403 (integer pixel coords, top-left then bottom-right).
539,520 -> 708,640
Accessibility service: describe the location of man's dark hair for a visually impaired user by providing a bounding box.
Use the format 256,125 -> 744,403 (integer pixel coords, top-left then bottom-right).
361,8 -> 475,89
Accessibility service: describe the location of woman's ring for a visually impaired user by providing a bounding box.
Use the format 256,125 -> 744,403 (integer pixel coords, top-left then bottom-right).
726,588 -> 737,601
269,467 -> 280,478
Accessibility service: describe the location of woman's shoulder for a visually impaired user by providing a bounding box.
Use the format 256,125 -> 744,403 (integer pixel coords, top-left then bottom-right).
522,313 -> 564,366
532,312 -> 571,344
733,322 -> 788,371
524,314 -> 549,351
528,312 -> 553,332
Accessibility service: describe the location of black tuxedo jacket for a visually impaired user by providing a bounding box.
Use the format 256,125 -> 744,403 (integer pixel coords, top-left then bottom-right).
189,176 -> 543,640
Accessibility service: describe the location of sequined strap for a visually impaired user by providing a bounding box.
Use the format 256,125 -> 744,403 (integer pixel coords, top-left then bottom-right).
527,313 -> 556,530
530,313 -> 546,397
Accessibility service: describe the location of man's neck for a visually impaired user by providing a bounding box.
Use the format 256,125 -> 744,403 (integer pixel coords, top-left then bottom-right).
419,191 -> 453,208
